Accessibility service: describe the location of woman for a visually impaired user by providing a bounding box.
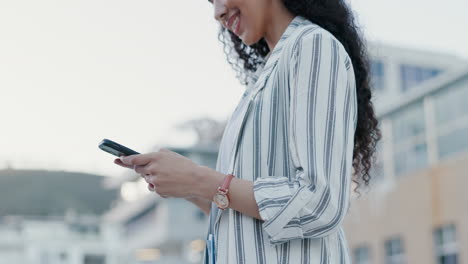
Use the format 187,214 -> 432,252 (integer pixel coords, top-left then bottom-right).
116,0 -> 381,263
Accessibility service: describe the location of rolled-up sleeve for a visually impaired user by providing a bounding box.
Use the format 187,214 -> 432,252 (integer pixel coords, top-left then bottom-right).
253,32 -> 357,245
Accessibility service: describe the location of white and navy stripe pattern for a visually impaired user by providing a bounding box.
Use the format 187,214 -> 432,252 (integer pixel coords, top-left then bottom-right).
205,15 -> 357,264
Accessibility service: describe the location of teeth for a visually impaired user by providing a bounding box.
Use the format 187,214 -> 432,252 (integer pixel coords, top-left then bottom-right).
232,16 -> 239,32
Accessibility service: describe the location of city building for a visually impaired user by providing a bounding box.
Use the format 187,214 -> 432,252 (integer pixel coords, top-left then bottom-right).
0,215 -> 122,264
0,170 -> 121,264
343,61 -> 468,263
366,42 -> 466,112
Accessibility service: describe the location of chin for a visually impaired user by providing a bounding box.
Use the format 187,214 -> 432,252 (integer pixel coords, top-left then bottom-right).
241,38 -> 255,46
240,33 -> 262,47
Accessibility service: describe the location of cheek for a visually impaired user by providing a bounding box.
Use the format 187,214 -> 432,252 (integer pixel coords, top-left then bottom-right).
240,16 -> 264,45
243,4 -> 267,39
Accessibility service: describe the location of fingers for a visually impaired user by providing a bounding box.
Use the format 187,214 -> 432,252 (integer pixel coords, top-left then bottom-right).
114,151 -> 168,199
135,163 -> 158,178
115,159 -> 152,180
146,183 -> 167,198
113,159 -> 134,169
142,174 -> 154,185
115,154 -> 157,177
120,153 -> 155,166
134,165 -> 147,175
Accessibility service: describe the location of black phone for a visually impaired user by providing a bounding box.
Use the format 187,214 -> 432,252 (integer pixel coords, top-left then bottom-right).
98,138 -> 140,157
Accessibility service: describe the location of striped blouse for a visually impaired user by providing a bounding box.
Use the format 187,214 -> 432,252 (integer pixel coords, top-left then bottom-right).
205,15 -> 358,264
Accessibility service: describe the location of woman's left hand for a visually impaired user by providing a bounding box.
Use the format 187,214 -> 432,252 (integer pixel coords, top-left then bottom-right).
115,148 -> 202,198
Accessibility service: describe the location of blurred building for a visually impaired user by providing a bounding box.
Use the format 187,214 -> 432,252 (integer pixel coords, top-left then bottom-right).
366,42 -> 466,113
343,50 -> 468,264
103,146 -> 218,264
0,170 -> 121,264
0,215 -> 122,264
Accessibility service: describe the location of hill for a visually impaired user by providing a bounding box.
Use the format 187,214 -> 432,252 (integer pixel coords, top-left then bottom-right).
0,169 -> 119,217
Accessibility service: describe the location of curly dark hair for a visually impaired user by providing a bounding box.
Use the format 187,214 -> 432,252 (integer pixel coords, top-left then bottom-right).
216,0 -> 382,193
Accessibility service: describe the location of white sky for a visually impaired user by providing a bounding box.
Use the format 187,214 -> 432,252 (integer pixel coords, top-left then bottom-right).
1,0 -> 467,177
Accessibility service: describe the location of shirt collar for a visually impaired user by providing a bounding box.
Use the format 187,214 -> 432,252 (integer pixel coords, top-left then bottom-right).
248,15 -> 310,87
265,15 -> 308,64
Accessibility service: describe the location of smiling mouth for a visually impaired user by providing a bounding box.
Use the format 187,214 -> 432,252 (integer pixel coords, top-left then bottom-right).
226,12 -> 241,35
232,15 -> 241,35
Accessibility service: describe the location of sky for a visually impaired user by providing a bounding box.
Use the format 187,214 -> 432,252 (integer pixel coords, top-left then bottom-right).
1,0 -> 467,178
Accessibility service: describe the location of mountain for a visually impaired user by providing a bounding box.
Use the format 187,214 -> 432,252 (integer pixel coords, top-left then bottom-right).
0,169 -> 119,217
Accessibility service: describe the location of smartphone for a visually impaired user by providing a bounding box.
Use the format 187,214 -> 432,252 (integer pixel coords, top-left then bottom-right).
98,138 -> 140,157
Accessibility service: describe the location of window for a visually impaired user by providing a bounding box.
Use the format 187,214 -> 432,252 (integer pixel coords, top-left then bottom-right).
384,237 -> 405,264
433,224 -> 458,264
370,159 -> 384,183
393,142 -> 427,176
40,251 -> 50,264
434,78 -> 468,159
83,254 -> 106,264
437,125 -> 468,159
434,78 -> 468,126
59,252 -> 68,262
369,138 -> 385,183
354,245 -> 371,264
392,103 -> 426,144
69,223 -> 100,236
391,102 -> 428,176
370,60 -> 386,91
400,64 -> 441,92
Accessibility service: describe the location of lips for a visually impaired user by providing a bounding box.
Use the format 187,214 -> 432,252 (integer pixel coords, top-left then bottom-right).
226,12 -> 240,34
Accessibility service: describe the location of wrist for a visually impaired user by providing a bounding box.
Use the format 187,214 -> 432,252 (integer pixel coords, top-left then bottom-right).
194,165 -> 225,200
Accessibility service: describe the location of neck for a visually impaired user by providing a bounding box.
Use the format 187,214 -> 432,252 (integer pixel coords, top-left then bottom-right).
263,6 -> 295,51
